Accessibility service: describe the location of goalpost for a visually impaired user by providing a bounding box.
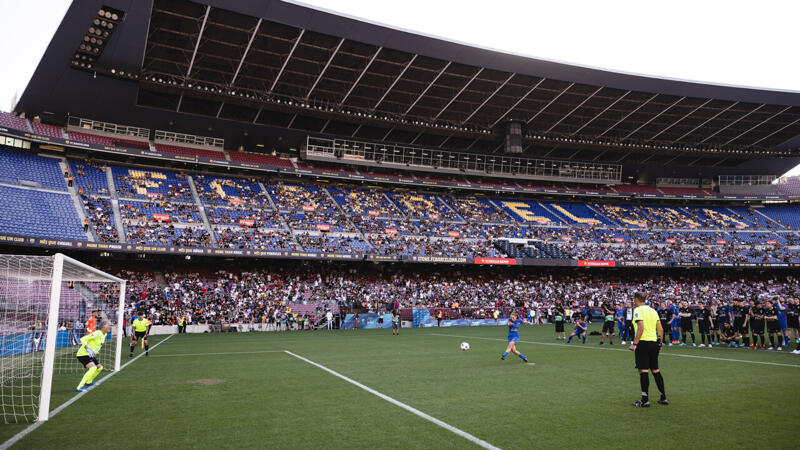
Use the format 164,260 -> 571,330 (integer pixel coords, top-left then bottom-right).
0,253 -> 125,423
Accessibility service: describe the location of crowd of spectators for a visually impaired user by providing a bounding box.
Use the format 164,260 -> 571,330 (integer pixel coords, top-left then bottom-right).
120,266 -> 799,326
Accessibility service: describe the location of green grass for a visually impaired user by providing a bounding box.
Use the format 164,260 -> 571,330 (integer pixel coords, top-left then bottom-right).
3,325 -> 800,449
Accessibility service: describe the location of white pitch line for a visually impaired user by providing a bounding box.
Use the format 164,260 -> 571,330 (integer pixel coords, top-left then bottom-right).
284,350 -> 500,450
0,334 -> 176,450
429,333 -> 800,368
150,350 -> 285,358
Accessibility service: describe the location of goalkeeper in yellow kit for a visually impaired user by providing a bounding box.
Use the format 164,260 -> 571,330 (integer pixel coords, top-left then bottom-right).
75,321 -> 112,392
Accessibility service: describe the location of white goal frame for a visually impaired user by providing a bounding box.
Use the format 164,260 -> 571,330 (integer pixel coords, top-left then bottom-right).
37,254 -> 125,421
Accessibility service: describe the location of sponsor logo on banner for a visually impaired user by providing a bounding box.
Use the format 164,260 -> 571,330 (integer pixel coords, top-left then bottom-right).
666,238 -> 676,244
716,239 -> 726,244
239,219 -> 255,227
368,210 -> 379,216
147,193 -> 162,198
429,213 -> 439,220
688,224 -> 697,229
735,224 -> 746,229
152,214 -> 170,222
228,198 -> 244,205
385,228 -> 398,235
613,237 -> 624,242
474,257 -> 516,265
767,240 -> 778,245
578,260 -> 616,267
561,236 -> 572,241
317,224 -> 330,231
448,231 -> 460,237
302,205 -> 315,212
637,222 -> 647,227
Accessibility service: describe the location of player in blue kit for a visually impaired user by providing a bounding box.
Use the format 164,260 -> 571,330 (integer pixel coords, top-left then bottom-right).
669,300 -> 681,344
567,317 -> 588,344
501,312 -> 529,362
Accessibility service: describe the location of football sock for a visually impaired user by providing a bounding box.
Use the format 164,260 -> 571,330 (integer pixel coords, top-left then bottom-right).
681,332 -> 686,343
87,365 -> 102,383
691,333 -> 695,343
145,344 -> 149,351
653,372 -> 666,399
743,336 -> 749,346
639,373 -> 649,401
502,351 -> 508,358
760,335 -> 766,346
77,369 -> 93,389
582,336 -> 586,343
769,335 -> 775,347
518,353 -> 526,360
567,335 -> 572,343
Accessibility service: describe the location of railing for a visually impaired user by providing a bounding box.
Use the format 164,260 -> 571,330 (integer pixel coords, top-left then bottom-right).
67,116 -> 149,139
154,130 -> 224,149
718,174 -> 776,186
304,136 -> 622,184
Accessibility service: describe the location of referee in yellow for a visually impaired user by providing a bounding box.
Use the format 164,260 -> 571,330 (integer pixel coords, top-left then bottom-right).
629,292 -> 669,407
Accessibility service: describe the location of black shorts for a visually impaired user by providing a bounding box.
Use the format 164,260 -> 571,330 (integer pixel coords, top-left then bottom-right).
555,321 -> 564,332
634,341 -> 660,371
602,321 -> 615,333
681,319 -> 693,332
77,355 -> 99,366
134,331 -> 147,339
734,320 -> 748,334
660,320 -> 670,333
788,316 -> 799,329
698,321 -> 710,334
767,321 -> 781,333
709,320 -> 718,331
750,320 -> 764,334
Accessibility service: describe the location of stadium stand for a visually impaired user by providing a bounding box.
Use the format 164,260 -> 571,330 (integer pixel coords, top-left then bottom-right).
228,150 -> 294,168
154,143 -> 225,159
0,185 -> 84,240
30,121 -> 64,138
0,146 -> 66,190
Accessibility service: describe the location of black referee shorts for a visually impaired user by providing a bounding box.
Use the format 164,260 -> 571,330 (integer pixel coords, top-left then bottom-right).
555,321 -> 564,332
634,341 -> 659,371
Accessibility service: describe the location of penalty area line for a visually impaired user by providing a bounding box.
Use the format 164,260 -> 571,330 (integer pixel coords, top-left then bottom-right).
429,333 -> 800,368
0,334 -> 176,450
284,350 -> 501,450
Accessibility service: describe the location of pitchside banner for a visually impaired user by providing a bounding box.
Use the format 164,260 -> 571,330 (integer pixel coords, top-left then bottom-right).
341,313 -> 392,329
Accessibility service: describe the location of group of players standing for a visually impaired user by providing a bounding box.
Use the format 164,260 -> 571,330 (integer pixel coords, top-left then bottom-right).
563,297 -> 800,353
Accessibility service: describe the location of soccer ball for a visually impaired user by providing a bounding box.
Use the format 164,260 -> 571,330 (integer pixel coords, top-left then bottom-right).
460,342 -> 470,351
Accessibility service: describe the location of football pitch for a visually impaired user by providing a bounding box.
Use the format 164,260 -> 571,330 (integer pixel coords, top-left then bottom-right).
2,324 -> 799,449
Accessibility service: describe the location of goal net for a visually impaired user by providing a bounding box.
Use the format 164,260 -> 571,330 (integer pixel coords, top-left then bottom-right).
0,254 -> 124,423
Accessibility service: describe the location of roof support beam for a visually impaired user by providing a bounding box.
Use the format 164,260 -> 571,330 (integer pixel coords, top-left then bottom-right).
696,104 -> 765,144
320,119 -> 331,133
433,68 -> 484,120
596,93 -> 659,138
545,86 -> 603,133
350,123 -> 363,138
461,73 -> 514,124
622,97 -> 685,140
176,5 -> 210,112
381,127 -> 394,141
527,82 -> 574,124
410,131 -> 424,144
722,106 -> 792,146
185,6 -> 210,78
748,116 -> 800,147
646,98 -> 712,142
490,78 -> 546,127
230,19 -> 261,85
340,47 -> 382,105
373,55 -> 417,110
405,62 -> 452,115
305,38 -> 344,99
252,105 -> 263,124
287,113 -> 298,129
269,29 -> 305,93
670,101 -> 739,143
570,91 -> 630,136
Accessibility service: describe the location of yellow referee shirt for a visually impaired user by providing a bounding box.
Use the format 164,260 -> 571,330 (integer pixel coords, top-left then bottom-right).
633,304 -> 659,342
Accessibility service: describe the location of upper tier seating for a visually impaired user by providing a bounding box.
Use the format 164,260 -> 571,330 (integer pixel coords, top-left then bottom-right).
228,151 -> 293,168
30,122 -> 64,138
0,112 -> 29,131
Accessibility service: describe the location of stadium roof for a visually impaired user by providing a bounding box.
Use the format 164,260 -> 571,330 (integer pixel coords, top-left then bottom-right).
15,0 -> 800,174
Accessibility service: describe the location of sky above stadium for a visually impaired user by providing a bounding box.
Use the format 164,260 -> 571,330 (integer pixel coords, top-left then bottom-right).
0,0 -> 798,175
